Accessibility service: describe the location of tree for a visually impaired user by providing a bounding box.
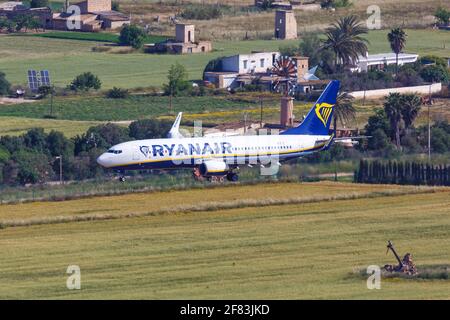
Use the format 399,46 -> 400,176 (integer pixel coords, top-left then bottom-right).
13,150 -> 53,185
38,85 -> 53,98
321,15 -> 368,71
129,119 -> 172,140
23,128 -> 47,152
420,65 -> 450,83
0,72 -> 11,96
13,14 -> 35,32
112,1 -> 120,11
73,123 -> 129,155
260,0 -> 274,10
30,0 -> 49,8
333,92 -> 355,133
384,93 -> 403,149
0,16 -> 9,31
400,94 -> 421,130
368,128 -> 390,150
27,16 -> 42,31
364,108 -> 391,139
0,146 -> 10,163
430,127 -> 449,153
387,28 -> 407,75
163,62 -> 190,96
119,24 -> 146,49
46,130 -> 74,157
203,56 -> 224,75
69,72 -> 101,91
434,7 -> 450,26
299,33 -> 323,66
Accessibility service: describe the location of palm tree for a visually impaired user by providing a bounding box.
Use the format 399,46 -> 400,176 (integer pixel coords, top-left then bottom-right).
333,92 -> 356,135
400,94 -> 421,130
321,15 -> 369,71
384,93 -> 403,149
387,28 -> 407,75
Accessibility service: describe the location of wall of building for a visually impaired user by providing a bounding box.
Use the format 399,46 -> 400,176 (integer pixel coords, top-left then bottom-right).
221,55 -> 241,73
103,19 -> 129,29
222,52 -> 279,73
76,0 -> 111,14
274,10 -> 297,40
175,24 -> 195,43
350,83 -> 442,99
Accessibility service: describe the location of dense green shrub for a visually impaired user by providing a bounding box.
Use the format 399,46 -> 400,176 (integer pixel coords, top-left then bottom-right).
106,87 -> 129,99
0,72 -> 11,96
30,0 -> 49,8
119,24 -> 146,49
69,72 -> 101,91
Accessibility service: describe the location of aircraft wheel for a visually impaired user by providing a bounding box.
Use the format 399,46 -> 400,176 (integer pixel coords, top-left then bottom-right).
119,176 -> 126,182
226,172 -> 239,182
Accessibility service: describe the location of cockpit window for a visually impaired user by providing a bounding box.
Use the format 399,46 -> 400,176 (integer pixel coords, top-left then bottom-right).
107,149 -> 122,154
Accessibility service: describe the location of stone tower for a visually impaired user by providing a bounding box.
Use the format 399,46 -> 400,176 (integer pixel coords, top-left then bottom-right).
292,56 -> 309,80
176,24 -> 195,43
274,10 -> 297,40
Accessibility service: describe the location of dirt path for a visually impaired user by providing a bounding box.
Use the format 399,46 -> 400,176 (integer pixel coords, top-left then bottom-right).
0,97 -> 36,105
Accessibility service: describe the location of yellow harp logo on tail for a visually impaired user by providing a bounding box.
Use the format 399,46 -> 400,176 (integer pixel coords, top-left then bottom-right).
315,102 -> 334,127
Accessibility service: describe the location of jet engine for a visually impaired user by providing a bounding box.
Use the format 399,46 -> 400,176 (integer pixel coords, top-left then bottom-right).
199,161 -> 229,176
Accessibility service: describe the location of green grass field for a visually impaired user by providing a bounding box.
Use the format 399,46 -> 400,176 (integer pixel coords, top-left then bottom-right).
0,116 -> 106,137
28,31 -> 168,44
0,181 -> 448,299
0,29 -> 448,89
0,95 -> 262,121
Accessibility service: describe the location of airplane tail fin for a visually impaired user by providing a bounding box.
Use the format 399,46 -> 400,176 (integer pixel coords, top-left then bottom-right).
167,112 -> 184,138
281,80 -> 340,136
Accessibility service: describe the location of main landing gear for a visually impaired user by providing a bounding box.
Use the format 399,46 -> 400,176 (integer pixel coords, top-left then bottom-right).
192,168 -> 239,183
226,171 -> 239,182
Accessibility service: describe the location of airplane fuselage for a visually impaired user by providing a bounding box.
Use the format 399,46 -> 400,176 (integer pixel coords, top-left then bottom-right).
96,133 -> 332,172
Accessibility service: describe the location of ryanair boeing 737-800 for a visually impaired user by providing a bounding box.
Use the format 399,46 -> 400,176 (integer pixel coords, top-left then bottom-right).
97,80 -> 350,181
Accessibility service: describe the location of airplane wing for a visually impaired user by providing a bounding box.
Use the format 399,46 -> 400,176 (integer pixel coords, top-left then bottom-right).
333,136 -> 371,141
167,112 -> 184,138
333,136 -> 371,147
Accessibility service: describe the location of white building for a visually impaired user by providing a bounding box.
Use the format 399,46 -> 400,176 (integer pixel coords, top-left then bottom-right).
352,52 -> 419,72
220,51 -> 280,74
204,51 -> 280,89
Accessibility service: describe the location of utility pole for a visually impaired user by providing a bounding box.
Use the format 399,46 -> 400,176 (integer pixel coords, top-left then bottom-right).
169,86 -> 173,114
428,84 -> 431,161
259,96 -> 263,128
55,155 -> 63,185
50,86 -> 54,117
243,112 -> 248,134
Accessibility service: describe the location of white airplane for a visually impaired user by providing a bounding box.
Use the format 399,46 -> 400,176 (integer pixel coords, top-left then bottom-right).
97,80 -> 347,181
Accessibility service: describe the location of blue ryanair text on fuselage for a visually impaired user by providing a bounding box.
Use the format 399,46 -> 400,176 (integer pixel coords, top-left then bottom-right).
140,142 -> 233,158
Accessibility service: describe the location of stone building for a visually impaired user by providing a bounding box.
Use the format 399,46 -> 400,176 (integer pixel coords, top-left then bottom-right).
149,23 -> 212,54
52,0 -> 130,31
274,10 -> 297,40
0,2 -> 53,29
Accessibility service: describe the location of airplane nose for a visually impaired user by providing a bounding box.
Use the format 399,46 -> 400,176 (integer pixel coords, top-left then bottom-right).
97,153 -> 109,167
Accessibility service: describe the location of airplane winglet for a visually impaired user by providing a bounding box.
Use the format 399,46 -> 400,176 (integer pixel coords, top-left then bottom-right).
167,112 -> 184,138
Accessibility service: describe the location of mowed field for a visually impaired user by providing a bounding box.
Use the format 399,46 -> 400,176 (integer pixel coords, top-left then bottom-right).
0,181 -> 449,299
0,29 -> 448,89
0,116 -> 106,137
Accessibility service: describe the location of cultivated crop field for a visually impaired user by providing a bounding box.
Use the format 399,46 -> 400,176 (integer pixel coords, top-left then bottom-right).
0,181 -> 449,299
